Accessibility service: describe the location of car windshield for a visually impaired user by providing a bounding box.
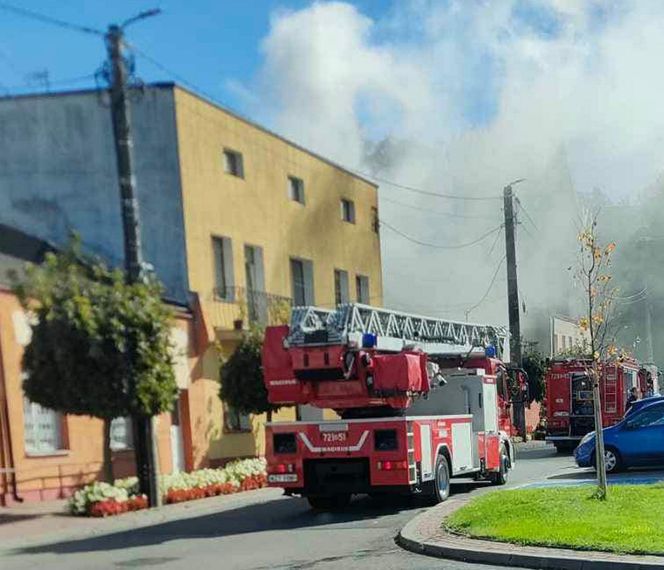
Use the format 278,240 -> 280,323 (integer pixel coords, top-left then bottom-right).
626,404 -> 664,429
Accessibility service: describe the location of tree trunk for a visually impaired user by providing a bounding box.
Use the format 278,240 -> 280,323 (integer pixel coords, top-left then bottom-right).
591,365 -> 608,499
102,418 -> 114,484
150,416 -> 162,507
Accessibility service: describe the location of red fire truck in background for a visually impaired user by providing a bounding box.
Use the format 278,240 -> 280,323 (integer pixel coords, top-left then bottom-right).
545,358 -> 659,451
261,303 -> 525,510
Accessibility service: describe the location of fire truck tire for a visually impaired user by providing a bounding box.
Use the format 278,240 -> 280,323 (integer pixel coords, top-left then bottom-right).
432,455 -> 451,503
307,494 -> 351,511
490,445 -> 509,485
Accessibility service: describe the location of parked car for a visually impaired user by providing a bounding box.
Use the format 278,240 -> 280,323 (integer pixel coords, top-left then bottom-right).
624,394 -> 664,417
574,399 -> 664,473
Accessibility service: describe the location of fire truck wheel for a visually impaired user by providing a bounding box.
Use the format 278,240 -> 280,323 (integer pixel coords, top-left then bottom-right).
432,455 -> 451,503
307,494 -> 351,511
490,445 -> 509,485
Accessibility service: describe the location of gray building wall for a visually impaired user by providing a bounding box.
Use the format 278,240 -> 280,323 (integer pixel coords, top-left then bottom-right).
0,85 -> 189,303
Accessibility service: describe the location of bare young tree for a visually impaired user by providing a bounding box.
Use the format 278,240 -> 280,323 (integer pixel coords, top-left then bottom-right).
576,211 -> 618,500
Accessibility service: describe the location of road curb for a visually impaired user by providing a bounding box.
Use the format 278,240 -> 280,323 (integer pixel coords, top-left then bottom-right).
396,497 -> 664,570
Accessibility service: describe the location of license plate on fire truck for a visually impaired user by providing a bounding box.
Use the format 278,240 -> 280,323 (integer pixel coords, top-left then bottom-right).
319,423 -> 348,443
268,474 -> 298,483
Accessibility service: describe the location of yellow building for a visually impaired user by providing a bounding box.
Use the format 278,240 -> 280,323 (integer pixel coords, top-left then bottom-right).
0,83 -> 382,472
172,86 -> 383,463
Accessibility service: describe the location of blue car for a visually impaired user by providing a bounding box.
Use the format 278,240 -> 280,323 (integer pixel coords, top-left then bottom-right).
624,394 -> 664,417
574,399 -> 664,473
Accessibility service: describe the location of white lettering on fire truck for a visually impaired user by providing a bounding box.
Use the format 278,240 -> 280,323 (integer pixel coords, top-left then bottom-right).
322,432 -> 347,443
269,379 -> 298,386
299,431 -> 369,453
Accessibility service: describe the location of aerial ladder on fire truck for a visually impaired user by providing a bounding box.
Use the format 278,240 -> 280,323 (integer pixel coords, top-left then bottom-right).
287,303 -> 509,359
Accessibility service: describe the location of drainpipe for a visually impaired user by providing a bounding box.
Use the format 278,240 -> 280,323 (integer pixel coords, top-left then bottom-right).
0,316 -> 22,503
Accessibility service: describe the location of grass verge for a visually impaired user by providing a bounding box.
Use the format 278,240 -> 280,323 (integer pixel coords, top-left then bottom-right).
444,484 -> 664,555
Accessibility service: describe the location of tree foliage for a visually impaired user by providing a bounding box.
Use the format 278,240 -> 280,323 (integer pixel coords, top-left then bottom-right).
522,344 -> 546,404
219,327 -> 280,416
12,238 -> 178,420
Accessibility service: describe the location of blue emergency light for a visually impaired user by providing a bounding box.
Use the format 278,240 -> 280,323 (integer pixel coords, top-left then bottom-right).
485,344 -> 497,358
362,333 -> 377,348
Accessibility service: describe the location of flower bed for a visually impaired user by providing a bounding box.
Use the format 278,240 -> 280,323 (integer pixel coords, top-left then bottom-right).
69,458 -> 267,517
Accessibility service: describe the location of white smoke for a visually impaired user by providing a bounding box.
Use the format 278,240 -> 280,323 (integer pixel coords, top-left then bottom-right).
240,0 -> 664,337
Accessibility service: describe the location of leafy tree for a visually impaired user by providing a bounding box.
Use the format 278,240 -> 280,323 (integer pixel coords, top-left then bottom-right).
219,327 -> 281,422
12,238 -> 178,483
522,343 -> 546,404
574,212 -> 618,500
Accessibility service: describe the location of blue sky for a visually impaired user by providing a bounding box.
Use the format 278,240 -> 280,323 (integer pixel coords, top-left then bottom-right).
0,1 -> 387,112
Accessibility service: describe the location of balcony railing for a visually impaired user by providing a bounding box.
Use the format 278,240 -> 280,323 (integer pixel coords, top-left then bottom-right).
210,286 -> 292,329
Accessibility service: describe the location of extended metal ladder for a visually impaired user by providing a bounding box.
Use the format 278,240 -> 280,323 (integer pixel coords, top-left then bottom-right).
288,303 -> 509,359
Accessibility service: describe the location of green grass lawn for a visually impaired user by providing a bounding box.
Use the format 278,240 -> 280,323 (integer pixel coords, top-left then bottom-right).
444,485 -> 664,555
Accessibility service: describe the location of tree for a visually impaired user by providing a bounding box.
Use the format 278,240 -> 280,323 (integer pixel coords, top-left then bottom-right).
12,238 -> 178,483
219,327 -> 281,422
575,212 -> 618,500
522,343 -> 546,404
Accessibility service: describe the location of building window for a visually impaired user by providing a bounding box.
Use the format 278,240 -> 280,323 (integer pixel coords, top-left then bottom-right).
371,207 -> 379,233
334,269 -> 349,305
244,244 -> 266,323
290,258 -> 315,306
212,236 -> 235,300
356,274 -> 370,304
340,199 -> 355,223
224,404 -> 251,433
110,417 -> 133,451
288,176 -> 305,204
223,149 -> 244,178
23,398 -> 63,454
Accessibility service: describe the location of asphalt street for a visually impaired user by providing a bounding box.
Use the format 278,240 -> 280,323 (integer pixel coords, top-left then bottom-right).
0,446 -> 585,570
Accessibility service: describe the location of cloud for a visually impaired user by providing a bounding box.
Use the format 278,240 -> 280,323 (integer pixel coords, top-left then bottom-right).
244,0 -> 664,331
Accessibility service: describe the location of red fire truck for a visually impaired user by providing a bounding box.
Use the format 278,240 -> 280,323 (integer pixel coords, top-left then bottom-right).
544,357 -> 658,451
261,304 -> 520,510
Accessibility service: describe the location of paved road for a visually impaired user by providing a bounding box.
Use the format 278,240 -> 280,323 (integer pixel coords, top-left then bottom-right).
1,448 -> 576,570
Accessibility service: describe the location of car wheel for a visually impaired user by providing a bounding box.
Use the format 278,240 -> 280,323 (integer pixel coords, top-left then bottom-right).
603,448 -> 623,473
430,454 -> 451,504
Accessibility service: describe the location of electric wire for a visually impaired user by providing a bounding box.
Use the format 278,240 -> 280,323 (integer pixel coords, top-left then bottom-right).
465,256 -> 507,317
2,73 -> 96,93
353,169 -> 502,201
0,1 -> 103,36
380,195 -> 496,221
380,221 -> 503,250
515,197 -> 539,232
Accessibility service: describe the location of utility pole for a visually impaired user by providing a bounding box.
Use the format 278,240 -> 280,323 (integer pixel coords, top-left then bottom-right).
503,180 -> 527,439
105,9 -> 161,507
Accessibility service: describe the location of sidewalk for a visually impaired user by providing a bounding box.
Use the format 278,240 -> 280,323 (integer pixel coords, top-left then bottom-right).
0,487 -> 282,551
397,497 -> 664,570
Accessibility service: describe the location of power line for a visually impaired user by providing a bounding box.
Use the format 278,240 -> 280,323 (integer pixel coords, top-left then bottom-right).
465,255 -> 506,318
353,169 -> 502,202
0,1 -> 103,36
516,198 -> 539,232
380,195 -> 496,221
616,287 -> 648,300
2,73 -> 95,93
129,44 -> 224,108
380,220 -> 503,250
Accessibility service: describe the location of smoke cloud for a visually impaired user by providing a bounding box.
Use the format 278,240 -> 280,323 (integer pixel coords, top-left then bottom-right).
238,1 -> 664,353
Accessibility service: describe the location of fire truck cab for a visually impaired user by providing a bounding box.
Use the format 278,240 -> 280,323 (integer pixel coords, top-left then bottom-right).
262,304 -> 516,510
